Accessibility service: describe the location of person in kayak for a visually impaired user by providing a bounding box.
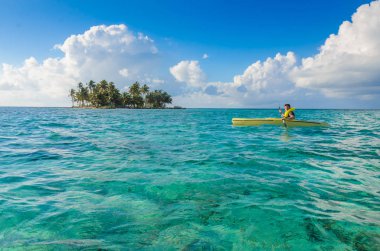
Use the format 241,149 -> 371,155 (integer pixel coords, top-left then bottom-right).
280,104 -> 295,119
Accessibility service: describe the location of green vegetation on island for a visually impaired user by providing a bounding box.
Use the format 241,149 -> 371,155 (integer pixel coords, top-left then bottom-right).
69,80 -> 173,109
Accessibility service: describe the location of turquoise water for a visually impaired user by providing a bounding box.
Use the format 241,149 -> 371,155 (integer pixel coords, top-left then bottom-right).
0,108 -> 379,250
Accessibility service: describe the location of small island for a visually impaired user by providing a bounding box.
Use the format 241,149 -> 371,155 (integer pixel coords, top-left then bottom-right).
69,80 -> 176,109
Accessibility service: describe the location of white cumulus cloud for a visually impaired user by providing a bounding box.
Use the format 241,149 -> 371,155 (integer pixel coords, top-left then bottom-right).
169,60 -> 205,88
0,24 -> 159,106
292,0 -> 380,99
119,68 -> 130,78
173,52 -> 304,108
233,52 -> 296,95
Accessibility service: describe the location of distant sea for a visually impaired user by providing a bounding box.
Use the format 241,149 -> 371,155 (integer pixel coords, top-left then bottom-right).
0,108 -> 379,250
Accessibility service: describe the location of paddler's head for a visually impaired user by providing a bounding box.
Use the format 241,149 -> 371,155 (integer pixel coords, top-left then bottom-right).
284,104 -> 291,110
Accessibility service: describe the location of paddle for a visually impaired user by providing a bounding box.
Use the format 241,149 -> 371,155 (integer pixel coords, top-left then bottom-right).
278,106 -> 287,128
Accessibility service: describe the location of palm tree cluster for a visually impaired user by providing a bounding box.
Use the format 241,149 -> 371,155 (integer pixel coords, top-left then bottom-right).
69,80 -> 172,109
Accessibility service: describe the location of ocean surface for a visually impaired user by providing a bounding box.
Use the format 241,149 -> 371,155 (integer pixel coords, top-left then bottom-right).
0,108 -> 379,250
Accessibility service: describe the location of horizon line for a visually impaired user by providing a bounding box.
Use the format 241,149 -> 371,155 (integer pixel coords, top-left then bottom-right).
0,106 -> 379,110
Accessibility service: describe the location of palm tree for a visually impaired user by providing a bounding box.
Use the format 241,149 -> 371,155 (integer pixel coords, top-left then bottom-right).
76,82 -> 84,107
133,95 -> 144,108
128,82 -> 143,108
88,80 -> 96,90
129,82 -> 141,97
161,91 -> 172,107
107,82 -> 122,108
95,80 -> 109,107
69,88 -> 76,107
77,82 -> 89,107
141,84 -> 150,108
122,92 -> 132,108
146,90 -> 172,108
82,87 -> 89,106
88,80 -> 96,106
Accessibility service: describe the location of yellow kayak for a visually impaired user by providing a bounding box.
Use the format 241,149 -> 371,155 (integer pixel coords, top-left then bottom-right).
232,118 -> 328,127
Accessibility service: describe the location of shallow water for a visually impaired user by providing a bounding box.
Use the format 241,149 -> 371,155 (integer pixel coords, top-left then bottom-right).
0,108 -> 379,250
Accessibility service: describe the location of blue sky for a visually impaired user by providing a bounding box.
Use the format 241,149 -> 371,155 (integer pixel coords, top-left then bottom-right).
0,0 -> 367,64
0,0 -> 379,108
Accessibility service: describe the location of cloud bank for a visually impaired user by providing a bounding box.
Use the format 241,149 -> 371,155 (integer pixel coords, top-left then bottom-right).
172,52 -> 307,108
172,0 -> 380,107
1,1 -> 379,107
0,24 -> 159,106
292,0 -> 380,99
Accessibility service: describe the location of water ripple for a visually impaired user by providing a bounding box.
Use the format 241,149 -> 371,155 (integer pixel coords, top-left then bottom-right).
0,108 -> 379,250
